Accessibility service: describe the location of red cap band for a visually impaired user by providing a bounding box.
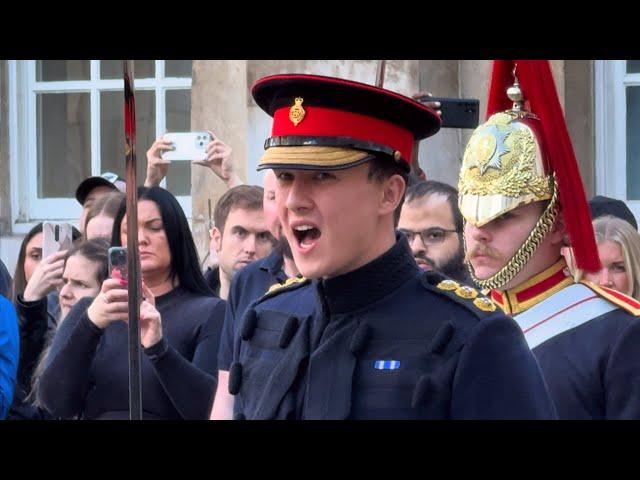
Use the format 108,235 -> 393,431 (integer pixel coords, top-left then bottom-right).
272,105 -> 414,162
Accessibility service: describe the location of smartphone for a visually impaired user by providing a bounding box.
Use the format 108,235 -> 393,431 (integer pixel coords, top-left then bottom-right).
42,222 -> 74,259
161,132 -> 213,161
108,246 -> 128,281
417,96 -> 480,129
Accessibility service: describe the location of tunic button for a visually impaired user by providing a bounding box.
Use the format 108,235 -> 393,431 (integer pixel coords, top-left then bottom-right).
228,362 -> 243,395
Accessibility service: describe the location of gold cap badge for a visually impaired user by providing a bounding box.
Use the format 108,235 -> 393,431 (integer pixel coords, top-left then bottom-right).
289,97 -> 306,126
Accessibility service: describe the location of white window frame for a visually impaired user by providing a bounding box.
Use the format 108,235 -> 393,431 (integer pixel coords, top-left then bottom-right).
595,60 -> 640,223
8,60 -> 192,234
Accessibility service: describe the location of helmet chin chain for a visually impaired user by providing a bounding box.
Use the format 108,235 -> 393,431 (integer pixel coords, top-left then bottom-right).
465,177 -> 559,291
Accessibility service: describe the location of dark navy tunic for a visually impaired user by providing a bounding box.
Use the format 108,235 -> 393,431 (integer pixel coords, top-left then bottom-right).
231,236 -> 557,420
532,308 -> 640,419
218,250 -> 287,371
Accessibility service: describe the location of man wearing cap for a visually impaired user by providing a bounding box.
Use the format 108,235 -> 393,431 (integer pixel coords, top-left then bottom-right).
461,60 -> 640,419
223,74 -> 556,420
75,172 -> 126,233
589,195 -> 638,230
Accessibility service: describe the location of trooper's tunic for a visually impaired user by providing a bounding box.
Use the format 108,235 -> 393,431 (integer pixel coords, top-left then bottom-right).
491,259 -> 640,419
230,236 -> 556,419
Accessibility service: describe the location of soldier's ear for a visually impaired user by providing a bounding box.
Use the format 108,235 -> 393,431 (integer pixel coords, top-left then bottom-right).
379,173 -> 406,217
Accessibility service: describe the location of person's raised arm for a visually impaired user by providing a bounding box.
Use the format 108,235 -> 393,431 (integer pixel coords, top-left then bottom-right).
144,136 -> 174,187
193,132 -> 243,188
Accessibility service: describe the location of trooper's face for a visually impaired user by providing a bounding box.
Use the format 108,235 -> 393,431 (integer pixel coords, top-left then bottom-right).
464,201 -> 547,285
274,163 -> 391,279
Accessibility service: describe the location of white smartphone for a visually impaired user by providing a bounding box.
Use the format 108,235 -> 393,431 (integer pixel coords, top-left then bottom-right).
42,222 -> 74,259
161,132 -> 213,162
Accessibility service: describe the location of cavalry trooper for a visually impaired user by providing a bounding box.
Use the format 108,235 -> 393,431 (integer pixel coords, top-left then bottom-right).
460,60 -> 640,419
226,73 -> 556,420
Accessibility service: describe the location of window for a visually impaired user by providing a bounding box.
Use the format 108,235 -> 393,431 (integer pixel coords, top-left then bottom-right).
9,60 -> 193,232
595,60 -> 640,223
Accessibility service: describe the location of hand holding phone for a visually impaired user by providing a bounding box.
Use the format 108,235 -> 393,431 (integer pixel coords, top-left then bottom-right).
108,247 -> 128,282
415,96 -> 480,129
87,276 -> 130,329
160,132 -> 213,162
145,137 -> 175,187
22,250 -> 67,302
193,134 -> 242,187
413,91 -> 442,114
42,222 -> 74,260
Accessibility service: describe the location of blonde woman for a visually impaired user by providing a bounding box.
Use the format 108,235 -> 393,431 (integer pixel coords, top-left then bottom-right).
584,215 -> 640,301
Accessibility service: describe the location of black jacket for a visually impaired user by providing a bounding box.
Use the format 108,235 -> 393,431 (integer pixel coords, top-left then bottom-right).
7,293 -> 57,420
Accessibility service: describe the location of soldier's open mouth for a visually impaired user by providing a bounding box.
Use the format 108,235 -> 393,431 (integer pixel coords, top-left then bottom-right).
292,225 -> 321,248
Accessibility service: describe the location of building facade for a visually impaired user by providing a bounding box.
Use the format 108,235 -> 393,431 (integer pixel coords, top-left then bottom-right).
1,60 -> 638,272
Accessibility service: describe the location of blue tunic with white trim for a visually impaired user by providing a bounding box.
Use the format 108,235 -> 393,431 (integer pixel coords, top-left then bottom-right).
532,308 -> 640,419
231,236 -> 557,420
493,260 -> 640,420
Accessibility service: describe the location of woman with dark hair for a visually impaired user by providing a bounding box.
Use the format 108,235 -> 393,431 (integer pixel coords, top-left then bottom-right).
12,222 -> 83,302
9,222 -> 81,419
11,223 -> 45,304
38,187 -> 225,420
10,238 -> 110,419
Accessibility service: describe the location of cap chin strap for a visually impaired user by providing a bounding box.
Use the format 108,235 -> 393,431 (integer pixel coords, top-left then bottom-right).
465,176 -> 559,291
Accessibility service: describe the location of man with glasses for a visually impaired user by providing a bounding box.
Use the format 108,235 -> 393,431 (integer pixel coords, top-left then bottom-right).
398,180 -> 471,284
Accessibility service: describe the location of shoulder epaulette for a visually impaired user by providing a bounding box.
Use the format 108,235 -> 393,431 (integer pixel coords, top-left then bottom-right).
580,280 -> 640,316
260,276 -> 310,301
420,271 -> 497,317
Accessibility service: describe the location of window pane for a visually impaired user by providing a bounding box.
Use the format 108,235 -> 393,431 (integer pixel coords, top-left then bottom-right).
36,61 -> 90,81
166,90 -> 191,131
100,60 -> 155,79
165,60 -> 192,78
166,89 -> 192,196
36,93 -> 91,198
627,61 -> 640,74
100,90 -> 155,182
627,86 -> 640,200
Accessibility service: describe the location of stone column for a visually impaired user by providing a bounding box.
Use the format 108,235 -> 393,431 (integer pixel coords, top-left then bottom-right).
190,60 -> 248,263
417,60 -> 463,186
458,60 -> 492,154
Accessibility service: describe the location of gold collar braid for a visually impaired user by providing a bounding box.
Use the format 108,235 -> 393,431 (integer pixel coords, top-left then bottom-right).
465,175 -> 559,290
